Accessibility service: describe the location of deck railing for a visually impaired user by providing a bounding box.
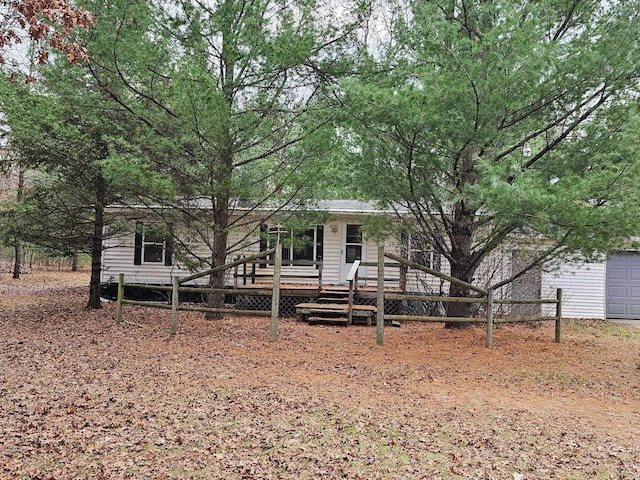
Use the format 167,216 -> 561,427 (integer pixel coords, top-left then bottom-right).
233,257 -> 323,290
359,261 -> 407,290
345,260 -> 361,325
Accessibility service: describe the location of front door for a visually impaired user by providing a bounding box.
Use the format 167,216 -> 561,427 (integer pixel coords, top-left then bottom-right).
340,223 -> 365,284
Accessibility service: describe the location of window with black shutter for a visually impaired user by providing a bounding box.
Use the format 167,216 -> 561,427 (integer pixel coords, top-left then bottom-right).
133,222 -> 172,266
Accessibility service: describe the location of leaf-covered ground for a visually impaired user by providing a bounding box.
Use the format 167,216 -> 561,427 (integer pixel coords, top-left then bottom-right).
1,271 -> 639,479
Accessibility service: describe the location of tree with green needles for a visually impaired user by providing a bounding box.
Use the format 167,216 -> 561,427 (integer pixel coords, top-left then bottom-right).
0,58 -> 139,308
83,0 -> 365,318
338,0 -> 640,326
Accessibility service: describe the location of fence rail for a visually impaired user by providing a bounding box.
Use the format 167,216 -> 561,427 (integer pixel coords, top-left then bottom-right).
114,243 -> 563,349
116,245 -> 284,339
376,246 -> 562,348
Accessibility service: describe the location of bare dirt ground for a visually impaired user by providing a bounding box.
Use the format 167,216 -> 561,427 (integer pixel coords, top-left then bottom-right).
1,271 -> 639,479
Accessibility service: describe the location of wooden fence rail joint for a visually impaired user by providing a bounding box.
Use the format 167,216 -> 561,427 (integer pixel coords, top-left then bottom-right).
376,248 -> 563,348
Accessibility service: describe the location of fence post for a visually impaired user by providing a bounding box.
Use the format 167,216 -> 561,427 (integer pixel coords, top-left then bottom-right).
377,244 -> 385,345
555,288 -> 562,343
116,273 -> 124,323
485,287 -> 494,348
270,240 -> 282,342
399,264 -> 407,293
170,277 -> 179,335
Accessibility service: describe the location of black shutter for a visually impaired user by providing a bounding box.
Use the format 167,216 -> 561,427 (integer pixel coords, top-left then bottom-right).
315,225 -> 323,269
400,230 -> 409,258
164,223 -> 174,266
134,222 -> 143,265
259,224 -> 267,268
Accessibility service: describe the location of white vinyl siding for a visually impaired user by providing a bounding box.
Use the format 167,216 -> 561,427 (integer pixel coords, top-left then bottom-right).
102,235 -> 214,286
102,233 -> 189,285
101,209 -> 609,321
541,260 -> 606,319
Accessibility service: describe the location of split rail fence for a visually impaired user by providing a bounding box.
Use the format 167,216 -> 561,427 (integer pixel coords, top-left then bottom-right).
374,247 -> 562,348
116,247 -> 285,341
114,243 -> 563,348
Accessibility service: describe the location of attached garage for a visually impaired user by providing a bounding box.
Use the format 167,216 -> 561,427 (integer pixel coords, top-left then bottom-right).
606,252 -> 640,319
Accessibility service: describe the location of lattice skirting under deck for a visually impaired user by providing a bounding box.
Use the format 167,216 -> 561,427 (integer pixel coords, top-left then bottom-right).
235,295 -> 403,317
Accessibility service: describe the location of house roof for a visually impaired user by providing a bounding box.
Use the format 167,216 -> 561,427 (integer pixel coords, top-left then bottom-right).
304,200 -> 408,215
107,199 -> 409,216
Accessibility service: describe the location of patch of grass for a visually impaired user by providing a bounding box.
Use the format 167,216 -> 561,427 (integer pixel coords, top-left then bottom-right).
533,369 -> 587,387
565,319 -> 640,340
601,322 -> 640,339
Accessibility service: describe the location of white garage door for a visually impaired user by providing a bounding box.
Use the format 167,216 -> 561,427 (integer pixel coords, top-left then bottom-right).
606,253 -> 640,319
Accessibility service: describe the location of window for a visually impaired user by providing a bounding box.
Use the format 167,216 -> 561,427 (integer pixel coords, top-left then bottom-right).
259,224 -> 323,266
402,231 -> 440,270
287,228 -> 315,261
134,222 -> 173,266
345,224 -> 362,264
143,228 -> 165,263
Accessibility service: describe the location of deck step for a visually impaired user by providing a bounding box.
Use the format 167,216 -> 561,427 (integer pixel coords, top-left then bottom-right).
318,297 -> 349,303
320,289 -> 349,295
296,303 -> 377,313
307,316 -> 349,325
310,309 -> 346,315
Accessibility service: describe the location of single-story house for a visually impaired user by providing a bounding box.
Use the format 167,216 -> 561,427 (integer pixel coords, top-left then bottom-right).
100,200 -> 639,321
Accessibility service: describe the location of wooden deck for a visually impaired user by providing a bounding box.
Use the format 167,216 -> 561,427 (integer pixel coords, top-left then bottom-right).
234,284 -> 399,324
295,303 -> 377,326
235,283 -> 401,293
235,283 -> 320,297
236,282 -> 319,290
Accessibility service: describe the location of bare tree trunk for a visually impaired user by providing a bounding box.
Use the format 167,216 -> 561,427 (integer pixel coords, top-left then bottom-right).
205,107 -> 233,319
444,143 -> 482,328
12,243 -> 21,279
71,248 -> 79,271
206,192 -> 230,320
87,174 -> 106,309
12,168 -> 25,280
446,262 -> 476,329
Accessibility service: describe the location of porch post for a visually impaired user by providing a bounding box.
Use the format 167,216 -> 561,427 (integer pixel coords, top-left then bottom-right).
399,264 -> 407,293
234,259 -> 239,289
377,244 -> 385,345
